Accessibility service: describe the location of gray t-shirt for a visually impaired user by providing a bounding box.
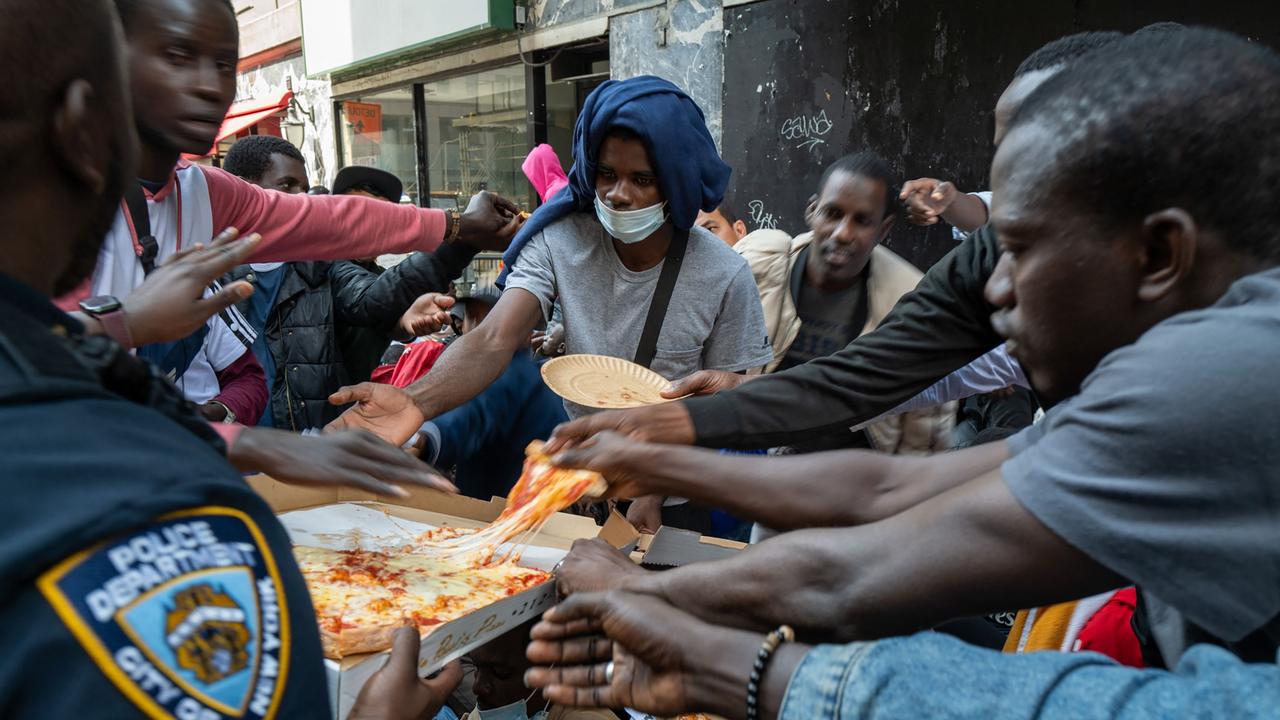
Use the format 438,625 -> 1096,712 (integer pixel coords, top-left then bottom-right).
1002,265 -> 1280,664
506,213 -> 773,416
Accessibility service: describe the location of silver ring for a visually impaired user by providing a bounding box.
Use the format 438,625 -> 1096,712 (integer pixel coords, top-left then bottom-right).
604,661 -> 615,685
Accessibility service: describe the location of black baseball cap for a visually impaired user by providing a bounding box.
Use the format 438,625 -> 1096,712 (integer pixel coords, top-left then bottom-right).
332,165 -> 403,202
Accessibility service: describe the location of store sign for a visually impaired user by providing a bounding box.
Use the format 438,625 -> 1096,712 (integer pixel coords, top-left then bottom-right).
342,101 -> 382,143
301,0 -> 514,76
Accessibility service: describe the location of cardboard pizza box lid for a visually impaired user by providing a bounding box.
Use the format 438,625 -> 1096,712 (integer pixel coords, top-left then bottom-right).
245,475 -> 639,719
640,526 -> 746,569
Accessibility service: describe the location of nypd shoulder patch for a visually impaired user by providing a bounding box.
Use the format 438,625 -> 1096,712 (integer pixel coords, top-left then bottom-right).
38,507 -> 291,719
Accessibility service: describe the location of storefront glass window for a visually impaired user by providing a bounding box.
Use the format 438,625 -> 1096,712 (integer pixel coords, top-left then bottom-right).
338,89 -> 418,203
422,65 -> 530,212
545,54 -> 608,177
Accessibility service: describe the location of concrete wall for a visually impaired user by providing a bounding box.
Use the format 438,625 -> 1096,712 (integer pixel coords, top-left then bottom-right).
524,0 -> 726,149
608,0 -> 725,149
720,0 -> 1280,271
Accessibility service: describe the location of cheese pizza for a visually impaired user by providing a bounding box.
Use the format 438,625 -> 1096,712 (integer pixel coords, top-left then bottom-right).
294,545 -> 549,657
294,441 -> 607,658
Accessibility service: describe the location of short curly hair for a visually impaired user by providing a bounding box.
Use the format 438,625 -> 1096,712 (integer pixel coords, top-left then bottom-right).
223,135 -> 305,182
1015,31 -> 1124,78
1013,28 -> 1280,261
114,0 -> 236,32
819,152 -> 899,221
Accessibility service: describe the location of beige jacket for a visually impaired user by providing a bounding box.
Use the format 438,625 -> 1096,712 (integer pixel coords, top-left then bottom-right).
734,229 -> 955,454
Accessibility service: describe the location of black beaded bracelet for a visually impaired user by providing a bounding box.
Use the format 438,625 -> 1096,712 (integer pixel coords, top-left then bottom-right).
746,625 -> 794,720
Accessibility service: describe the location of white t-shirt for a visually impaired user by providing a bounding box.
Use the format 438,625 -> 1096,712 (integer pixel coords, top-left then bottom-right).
175,314 -> 251,404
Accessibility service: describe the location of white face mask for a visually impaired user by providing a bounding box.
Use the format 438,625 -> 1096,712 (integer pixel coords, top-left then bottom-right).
595,195 -> 667,244
474,700 -> 547,720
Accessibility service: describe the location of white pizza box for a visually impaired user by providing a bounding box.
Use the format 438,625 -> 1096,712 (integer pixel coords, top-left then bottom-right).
246,476 -> 638,719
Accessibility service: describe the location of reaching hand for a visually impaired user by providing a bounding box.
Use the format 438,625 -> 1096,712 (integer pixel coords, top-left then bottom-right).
660,369 -> 750,399
120,227 -> 260,347
625,495 -> 664,535
551,431 -> 653,499
229,426 -> 456,496
349,626 -> 463,720
525,592 -> 755,718
326,382 -> 426,447
554,538 -> 648,596
544,401 -> 696,454
457,191 -> 525,252
899,178 -> 958,226
397,292 -> 455,339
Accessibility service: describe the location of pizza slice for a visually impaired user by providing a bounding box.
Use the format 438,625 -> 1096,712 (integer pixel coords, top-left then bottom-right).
412,441 -> 607,563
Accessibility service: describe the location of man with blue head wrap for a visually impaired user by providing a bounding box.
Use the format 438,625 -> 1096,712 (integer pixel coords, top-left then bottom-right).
327,77 -> 773,520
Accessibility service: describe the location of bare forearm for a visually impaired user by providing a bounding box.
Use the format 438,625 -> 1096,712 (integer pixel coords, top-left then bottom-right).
403,330 -> 518,420
632,445 -> 899,529
628,441 -> 1007,530
634,528 -> 867,638
941,192 -> 989,233
634,471 -> 1119,642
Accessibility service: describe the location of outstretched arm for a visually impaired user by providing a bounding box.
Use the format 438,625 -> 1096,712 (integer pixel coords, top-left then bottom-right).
555,434 -> 1009,530
402,289 -> 543,420
329,244 -> 477,330
624,470 -> 1121,640
202,166 -> 519,262
325,289 -> 545,445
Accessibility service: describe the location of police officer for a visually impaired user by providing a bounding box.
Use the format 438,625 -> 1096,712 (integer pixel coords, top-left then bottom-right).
0,2 -> 457,717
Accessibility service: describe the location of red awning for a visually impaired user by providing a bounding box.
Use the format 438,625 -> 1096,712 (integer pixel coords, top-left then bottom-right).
197,89 -> 294,155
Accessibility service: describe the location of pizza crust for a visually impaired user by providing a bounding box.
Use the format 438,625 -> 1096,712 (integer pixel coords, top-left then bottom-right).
323,619 -> 404,658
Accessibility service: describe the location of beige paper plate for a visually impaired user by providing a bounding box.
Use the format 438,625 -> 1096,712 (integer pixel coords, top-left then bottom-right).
540,354 -> 674,408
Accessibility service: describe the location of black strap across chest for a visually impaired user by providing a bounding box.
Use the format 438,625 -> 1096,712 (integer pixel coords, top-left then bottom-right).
124,182 -> 160,276
633,228 -> 689,368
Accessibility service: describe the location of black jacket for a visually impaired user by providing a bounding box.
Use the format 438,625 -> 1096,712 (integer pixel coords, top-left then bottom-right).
685,225 -> 1004,448
227,243 -> 477,430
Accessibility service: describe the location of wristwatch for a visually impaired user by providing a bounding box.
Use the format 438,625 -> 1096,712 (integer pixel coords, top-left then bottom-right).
446,207 -> 462,243
78,295 -> 134,348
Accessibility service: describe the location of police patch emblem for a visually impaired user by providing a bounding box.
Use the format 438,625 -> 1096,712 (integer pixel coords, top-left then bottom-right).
38,507 -> 290,719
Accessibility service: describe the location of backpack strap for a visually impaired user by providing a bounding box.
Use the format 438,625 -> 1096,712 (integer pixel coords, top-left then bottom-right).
123,182 -> 160,276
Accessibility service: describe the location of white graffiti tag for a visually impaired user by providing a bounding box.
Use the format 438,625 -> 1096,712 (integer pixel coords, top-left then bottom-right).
780,109 -> 834,152
748,200 -> 779,230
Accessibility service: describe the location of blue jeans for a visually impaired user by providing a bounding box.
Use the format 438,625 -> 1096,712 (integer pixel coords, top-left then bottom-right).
779,633 -> 1280,719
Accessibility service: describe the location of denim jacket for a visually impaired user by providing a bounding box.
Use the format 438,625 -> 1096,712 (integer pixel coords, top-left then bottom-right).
779,633 -> 1279,719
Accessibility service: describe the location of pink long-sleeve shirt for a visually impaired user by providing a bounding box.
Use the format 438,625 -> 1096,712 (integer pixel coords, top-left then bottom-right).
58,160 -> 450,447
66,160 -> 447,305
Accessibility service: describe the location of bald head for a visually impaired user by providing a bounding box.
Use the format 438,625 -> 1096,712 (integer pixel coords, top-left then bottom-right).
0,0 -> 135,294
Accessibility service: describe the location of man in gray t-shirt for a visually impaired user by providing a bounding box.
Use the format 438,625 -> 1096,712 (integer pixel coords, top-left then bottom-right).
325,113 -> 770,474
506,212 -> 770,417
1002,266 -> 1280,665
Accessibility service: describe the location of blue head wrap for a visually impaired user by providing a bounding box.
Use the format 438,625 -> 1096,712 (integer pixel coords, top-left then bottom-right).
498,76 -> 730,287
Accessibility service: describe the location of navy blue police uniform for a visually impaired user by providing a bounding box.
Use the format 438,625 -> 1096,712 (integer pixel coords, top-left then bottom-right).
0,272 -> 330,718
